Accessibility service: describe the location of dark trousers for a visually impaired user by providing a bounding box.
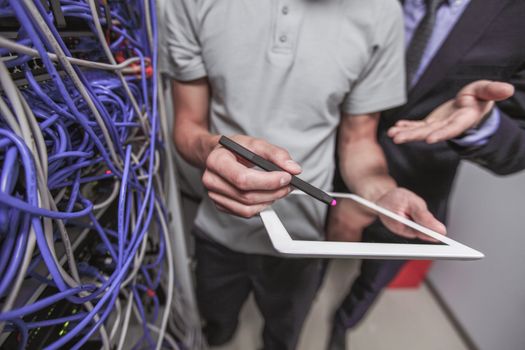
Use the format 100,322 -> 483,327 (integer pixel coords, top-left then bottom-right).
332,219 -> 413,329
334,259 -> 406,329
333,208 -> 447,330
194,234 -> 323,350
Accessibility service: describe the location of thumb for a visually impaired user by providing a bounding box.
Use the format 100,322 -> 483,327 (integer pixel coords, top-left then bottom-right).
463,80 -> 514,102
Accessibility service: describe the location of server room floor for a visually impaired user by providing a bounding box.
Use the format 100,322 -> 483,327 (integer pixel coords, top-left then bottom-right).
211,259 -> 470,350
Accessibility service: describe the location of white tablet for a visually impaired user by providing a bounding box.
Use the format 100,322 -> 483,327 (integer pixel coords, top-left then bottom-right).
259,192 -> 483,260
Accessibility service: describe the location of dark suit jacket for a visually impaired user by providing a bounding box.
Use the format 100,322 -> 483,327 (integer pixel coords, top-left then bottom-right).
379,0 -> 525,223
335,0 -> 525,242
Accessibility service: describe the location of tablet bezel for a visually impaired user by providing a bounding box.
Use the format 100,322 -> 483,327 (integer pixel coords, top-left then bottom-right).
259,192 -> 484,260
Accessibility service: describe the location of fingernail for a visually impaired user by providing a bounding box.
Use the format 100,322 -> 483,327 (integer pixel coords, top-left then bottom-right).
280,174 -> 291,186
285,160 -> 302,172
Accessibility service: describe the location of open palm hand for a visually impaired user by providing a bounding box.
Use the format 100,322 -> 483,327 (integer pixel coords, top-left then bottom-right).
388,80 -> 514,144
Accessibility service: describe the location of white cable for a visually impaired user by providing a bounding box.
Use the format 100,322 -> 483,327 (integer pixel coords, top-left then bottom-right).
109,297 -> 122,342
116,290 -> 135,350
147,324 -> 179,350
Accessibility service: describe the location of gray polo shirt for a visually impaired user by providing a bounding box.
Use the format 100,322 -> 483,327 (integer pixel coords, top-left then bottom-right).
164,0 -> 406,255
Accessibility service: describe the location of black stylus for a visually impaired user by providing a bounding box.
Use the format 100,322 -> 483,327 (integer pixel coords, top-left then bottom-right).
219,136 -> 337,206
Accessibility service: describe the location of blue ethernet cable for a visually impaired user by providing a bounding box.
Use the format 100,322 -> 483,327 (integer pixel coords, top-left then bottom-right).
0,1 -> 183,349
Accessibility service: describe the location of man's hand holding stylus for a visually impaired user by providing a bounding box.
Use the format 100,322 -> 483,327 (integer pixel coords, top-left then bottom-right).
388,80 -> 514,144
172,80 -> 301,218
202,135 -> 301,218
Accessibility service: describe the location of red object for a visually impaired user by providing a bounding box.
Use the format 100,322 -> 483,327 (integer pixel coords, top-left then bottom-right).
115,52 -> 125,64
146,289 -> 156,298
388,260 -> 432,288
145,66 -> 153,78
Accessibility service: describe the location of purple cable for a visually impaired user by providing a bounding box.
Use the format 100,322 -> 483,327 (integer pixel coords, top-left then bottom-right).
26,312 -> 87,329
0,2 -> 177,349
0,146 -> 19,232
0,284 -> 96,321
117,145 -> 132,269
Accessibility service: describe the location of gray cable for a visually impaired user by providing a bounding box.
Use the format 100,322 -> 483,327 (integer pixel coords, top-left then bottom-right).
0,2 -> 200,348
86,0 -> 148,133
3,59 -> 82,289
22,0 -> 121,171
0,95 -> 22,136
143,0 -> 154,54
0,53 -> 111,350
0,60 -> 39,335
109,298 -> 122,342
0,36 -> 144,72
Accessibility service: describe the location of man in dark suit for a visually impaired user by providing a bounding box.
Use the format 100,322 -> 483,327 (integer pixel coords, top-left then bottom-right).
327,0 -> 525,348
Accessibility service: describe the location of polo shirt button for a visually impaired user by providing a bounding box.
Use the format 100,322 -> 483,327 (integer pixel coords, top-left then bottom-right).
279,35 -> 287,43
282,6 -> 289,15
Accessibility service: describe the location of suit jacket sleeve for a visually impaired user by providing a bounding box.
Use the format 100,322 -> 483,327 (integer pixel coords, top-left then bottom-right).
450,62 -> 525,175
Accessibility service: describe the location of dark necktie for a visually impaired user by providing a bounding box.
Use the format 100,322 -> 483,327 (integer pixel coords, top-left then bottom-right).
405,0 -> 446,85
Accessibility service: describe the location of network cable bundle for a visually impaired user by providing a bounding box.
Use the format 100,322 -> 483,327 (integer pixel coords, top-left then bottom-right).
0,1 -> 203,349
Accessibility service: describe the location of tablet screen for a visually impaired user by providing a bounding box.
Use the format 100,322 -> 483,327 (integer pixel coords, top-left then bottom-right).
272,192 -> 444,245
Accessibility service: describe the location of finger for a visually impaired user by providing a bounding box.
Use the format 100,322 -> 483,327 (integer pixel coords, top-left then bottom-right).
482,81 -> 514,101
388,121 -> 427,138
392,124 -> 438,144
379,216 -> 419,240
236,155 -> 256,168
391,118 -> 451,144
207,148 -> 292,191
425,110 -> 479,143
380,189 -> 439,241
215,204 -> 228,212
462,80 -> 515,102
394,120 -> 426,128
411,209 -> 447,236
249,140 -> 302,175
202,170 -> 291,205
382,216 -> 441,242
406,196 -> 446,242
410,210 -> 447,242
208,191 -> 271,218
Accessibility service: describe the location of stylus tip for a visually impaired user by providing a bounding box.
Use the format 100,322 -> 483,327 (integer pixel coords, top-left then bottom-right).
331,199 -> 337,206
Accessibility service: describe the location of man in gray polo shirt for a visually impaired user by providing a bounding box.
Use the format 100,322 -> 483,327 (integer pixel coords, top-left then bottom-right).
164,0 -> 444,348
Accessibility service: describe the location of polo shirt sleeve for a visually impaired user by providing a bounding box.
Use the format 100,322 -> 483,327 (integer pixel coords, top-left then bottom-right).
163,0 -> 207,81
341,0 -> 406,115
